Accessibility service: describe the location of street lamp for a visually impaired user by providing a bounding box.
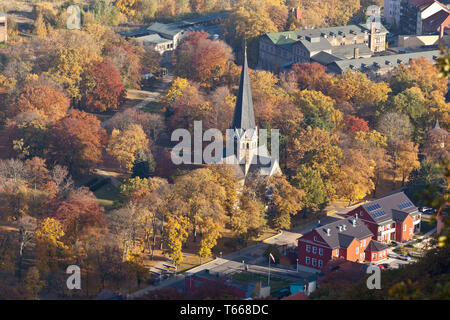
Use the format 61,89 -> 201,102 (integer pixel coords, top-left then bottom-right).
296,258 -> 299,272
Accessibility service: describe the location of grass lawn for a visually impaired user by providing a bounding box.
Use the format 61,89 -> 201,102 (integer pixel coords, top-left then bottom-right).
141,100 -> 165,114
420,219 -> 437,234
232,271 -> 290,295
178,254 -> 214,273
93,183 -> 120,211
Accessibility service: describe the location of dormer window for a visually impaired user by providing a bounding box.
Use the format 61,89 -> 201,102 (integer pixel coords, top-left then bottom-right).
360,211 -> 363,216
313,236 -> 317,241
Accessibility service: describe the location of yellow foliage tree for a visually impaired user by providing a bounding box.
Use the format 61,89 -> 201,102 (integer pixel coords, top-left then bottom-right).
107,124 -> 150,172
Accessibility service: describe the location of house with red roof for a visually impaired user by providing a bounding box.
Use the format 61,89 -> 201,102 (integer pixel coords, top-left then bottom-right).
400,0 -> 449,35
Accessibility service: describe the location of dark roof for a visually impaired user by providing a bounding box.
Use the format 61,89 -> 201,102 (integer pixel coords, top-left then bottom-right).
331,43 -> 373,59
311,51 -> 342,65
331,50 -> 440,73
361,192 -> 418,223
312,218 -> 373,249
365,240 -> 389,252
231,48 -> 256,130
423,9 -> 450,32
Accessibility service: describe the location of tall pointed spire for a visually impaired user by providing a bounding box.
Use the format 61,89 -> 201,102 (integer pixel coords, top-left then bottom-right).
435,119 -> 441,130
231,46 -> 256,130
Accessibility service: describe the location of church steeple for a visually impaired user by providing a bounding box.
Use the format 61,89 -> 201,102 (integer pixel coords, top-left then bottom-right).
231,47 -> 256,130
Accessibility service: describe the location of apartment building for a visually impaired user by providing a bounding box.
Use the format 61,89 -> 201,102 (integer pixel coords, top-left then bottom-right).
344,192 -> 421,243
258,22 -> 387,73
400,0 -> 448,34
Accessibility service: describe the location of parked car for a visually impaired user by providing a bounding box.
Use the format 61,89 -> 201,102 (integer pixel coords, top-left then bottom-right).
379,263 -> 390,270
419,207 -> 436,214
398,254 -> 411,261
388,253 -> 398,259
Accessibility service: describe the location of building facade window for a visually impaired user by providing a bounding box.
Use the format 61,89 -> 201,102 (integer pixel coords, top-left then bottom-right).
312,258 -> 317,266
319,248 -> 323,256
312,246 -> 317,254
318,260 -> 323,268
306,245 -> 311,252
373,253 -> 377,259
403,224 -> 407,232
409,228 -> 413,235
356,247 -> 359,254
306,257 -> 310,265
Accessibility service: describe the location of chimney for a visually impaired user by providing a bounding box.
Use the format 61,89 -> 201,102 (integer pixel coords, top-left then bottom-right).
325,228 -> 331,236
354,47 -> 359,59
352,218 -> 357,227
342,224 -> 347,231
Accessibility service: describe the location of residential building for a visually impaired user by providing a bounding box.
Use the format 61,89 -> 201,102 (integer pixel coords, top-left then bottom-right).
297,192 -> 420,270
344,192 -> 421,243
422,9 -> 450,35
385,0 -> 402,27
121,12 -> 229,55
400,0 -> 448,34
258,22 -> 388,73
326,49 -> 440,79
0,12 -> 7,43
297,218 -> 374,271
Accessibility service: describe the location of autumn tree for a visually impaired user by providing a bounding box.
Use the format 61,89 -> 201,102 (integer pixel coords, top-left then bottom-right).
81,59 -> 126,113
290,62 -> 332,92
107,124 -> 150,172
344,116 -> 369,134
293,165 -> 328,212
223,0 -> 277,65
268,175 -> 303,230
48,111 -> 106,175
328,71 -> 391,109
49,47 -> 99,101
293,89 -> 342,131
335,149 -> 375,205
173,168 -> 227,243
230,194 -> 266,241
175,31 -> 234,88
390,57 -> 447,96
14,85 -> 70,121
163,215 -> 190,266
44,187 -> 106,241
396,140 -> 420,186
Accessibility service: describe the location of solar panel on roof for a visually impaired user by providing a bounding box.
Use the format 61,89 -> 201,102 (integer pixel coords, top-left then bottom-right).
366,203 -> 381,211
372,210 -> 387,218
398,201 -> 414,210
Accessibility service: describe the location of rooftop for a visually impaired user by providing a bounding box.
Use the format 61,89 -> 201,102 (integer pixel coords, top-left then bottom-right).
331,49 -> 440,72
359,192 -> 418,224
309,218 -> 373,249
365,240 -> 389,252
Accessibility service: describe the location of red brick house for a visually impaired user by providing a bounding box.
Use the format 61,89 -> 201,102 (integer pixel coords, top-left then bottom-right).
297,218 -> 373,271
365,240 -> 389,262
344,192 -> 421,243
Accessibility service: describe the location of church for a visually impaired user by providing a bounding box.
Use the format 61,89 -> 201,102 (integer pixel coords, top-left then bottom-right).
219,49 -> 282,184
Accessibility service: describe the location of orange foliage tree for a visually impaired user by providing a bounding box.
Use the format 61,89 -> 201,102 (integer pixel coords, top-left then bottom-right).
81,59 -> 127,113
48,111 -> 106,175
15,85 -> 70,121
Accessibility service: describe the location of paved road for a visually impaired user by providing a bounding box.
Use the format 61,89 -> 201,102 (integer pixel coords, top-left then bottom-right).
129,205 -> 359,298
